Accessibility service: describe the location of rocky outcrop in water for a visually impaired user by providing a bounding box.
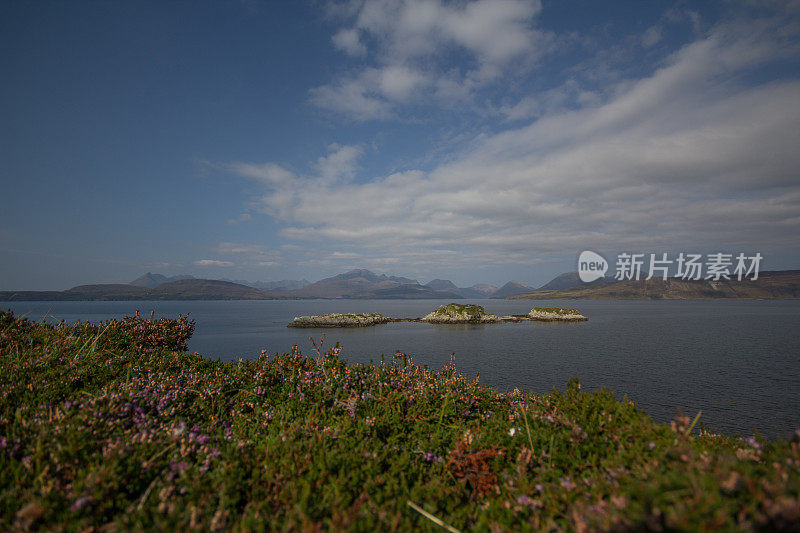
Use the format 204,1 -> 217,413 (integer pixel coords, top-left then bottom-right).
421,304 -> 501,323
527,308 -> 588,321
287,313 -> 391,328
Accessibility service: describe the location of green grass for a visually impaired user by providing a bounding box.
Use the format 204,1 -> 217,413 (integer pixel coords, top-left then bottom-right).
1,310 -> 799,530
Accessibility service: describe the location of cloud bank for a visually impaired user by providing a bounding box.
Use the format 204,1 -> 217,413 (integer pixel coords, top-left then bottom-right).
224,4 -> 800,273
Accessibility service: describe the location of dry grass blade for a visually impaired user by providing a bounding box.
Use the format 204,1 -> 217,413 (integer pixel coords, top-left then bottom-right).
407,500 -> 462,533
520,403 -> 535,451
686,410 -> 702,435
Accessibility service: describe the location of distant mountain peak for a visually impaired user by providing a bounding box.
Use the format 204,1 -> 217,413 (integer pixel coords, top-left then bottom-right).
291,269 -> 447,299
130,273 -> 194,289
500,281 -> 530,288
470,284 -> 498,295
538,271 -> 581,291
344,268 -> 376,277
492,281 -> 535,298
538,271 -> 613,291
336,269 -> 381,281
333,269 -> 417,285
425,279 -> 459,291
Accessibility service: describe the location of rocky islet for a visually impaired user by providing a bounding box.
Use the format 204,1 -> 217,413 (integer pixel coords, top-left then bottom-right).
287,303 -> 588,327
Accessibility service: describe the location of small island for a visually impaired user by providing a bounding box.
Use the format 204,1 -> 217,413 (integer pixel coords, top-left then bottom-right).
527,307 -> 589,321
287,303 -> 587,327
286,312 -> 392,328
421,303 -> 501,323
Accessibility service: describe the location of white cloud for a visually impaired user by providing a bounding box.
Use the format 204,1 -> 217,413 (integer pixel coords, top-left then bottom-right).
194,260 -> 235,267
314,143 -> 364,182
353,0 -> 542,64
217,243 -> 266,255
642,26 -> 662,48
332,28 -> 366,56
330,251 -> 361,259
377,65 -> 428,101
313,0 -> 547,119
215,243 -> 282,267
227,213 -> 252,224
141,261 -> 183,270
499,79 -> 589,121
224,162 -> 296,186
309,72 -> 394,120
228,13 -> 800,271
437,0 -> 541,64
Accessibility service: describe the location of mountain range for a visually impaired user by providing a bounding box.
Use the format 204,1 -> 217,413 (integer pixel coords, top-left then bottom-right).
2,269 -> 798,301
422,279 -> 533,298
510,270 -> 800,299
0,269 -> 534,301
290,269 -> 447,299
131,272 -> 311,292
0,279 -> 268,301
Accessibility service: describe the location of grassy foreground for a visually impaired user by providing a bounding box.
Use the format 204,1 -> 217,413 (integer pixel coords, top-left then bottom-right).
1,311 -> 799,531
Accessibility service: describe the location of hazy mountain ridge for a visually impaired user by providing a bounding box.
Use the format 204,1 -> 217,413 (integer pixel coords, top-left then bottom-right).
536,271 -> 612,291
537,271 -> 583,291
129,273 -> 195,288
491,281 -> 536,298
291,269 -> 458,299
425,279 -> 498,298
220,278 -> 311,291
1,279 -> 269,301
3,269 -> 799,301
132,273 -> 309,292
511,270 -> 800,300
425,279 -> 460,292
1,269 -> 487,301
469,284 -> 499,296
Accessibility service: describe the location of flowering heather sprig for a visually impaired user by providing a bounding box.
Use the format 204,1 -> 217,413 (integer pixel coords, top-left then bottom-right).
423,451 -> 443,463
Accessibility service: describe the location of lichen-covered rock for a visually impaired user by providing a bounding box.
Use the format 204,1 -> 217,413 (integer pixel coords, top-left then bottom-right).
422,303 -> 501,323
287,313 -> 390,328
527,308 -> 588,321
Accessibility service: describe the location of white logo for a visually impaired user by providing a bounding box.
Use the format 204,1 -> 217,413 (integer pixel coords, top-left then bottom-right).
578,251 -> 608,283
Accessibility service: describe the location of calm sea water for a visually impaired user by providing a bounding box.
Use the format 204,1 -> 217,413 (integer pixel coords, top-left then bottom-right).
5,299 -> 799,439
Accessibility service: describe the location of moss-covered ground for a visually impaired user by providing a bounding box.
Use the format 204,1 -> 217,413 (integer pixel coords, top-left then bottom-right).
1,310 -> 799,531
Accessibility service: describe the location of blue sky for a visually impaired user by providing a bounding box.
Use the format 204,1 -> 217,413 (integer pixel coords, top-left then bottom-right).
1,0 -> 799,290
